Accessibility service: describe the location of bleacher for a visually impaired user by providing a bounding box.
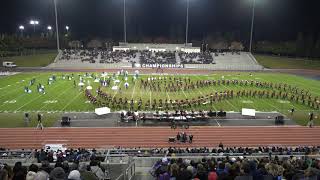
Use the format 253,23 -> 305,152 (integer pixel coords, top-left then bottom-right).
47,48 -> 263,70
1,146 -> 319,180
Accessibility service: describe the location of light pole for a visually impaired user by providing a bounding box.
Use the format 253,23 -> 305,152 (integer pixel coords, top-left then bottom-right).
54,0 -> 60,52
65,26 -> 70,33
249,0 -> 256,53
123,0 -> 127,43
47,26 -> 52,37
29,20 -> 39,33
19,25 -> 25,37
185,0 -> 190,46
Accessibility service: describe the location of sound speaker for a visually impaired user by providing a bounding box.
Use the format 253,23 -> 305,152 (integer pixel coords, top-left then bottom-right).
275,116 -> 284,125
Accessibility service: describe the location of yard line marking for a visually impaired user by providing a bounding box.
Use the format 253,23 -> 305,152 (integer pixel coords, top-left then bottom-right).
0,74 -> 43,99
14,80 -> 68,112
0,92 -> 26,108
181,89 -> 188,98
149,90 -> 152,104
60,91 -> 83,111
112,79 -> 123,100
166,91 -> 171,100
195,75 -> 235,110
131,79 -> 137,99
39,85 -> 73,111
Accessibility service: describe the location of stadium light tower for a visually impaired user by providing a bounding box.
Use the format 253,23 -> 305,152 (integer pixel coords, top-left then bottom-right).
185,0 -> 190,46
123,0 -> 127,43
249,0 -> 256,53
54,0 -> 60,52
66,26 -> 70,32
47,26 -> 52,31
29,20 -> 39,33
19,25 -> 25,37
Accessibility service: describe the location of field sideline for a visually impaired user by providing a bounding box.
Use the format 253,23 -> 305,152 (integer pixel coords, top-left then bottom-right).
0,71 -> 319,126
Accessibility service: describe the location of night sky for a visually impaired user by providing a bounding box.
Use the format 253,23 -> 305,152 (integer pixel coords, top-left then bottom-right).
1,0 -> 319,42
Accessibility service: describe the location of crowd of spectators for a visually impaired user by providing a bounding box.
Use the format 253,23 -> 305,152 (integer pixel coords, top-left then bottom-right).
152,155 -> 320,180
179,52 -> 214,64
59,49 -> 138,64
0,160 -> 109,180
100,50 -> 137,64
59,49 -> 221,65
149,146 -> 320,156
140,50 -> 176,64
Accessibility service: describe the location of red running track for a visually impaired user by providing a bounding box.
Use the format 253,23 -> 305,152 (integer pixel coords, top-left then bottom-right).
0,126 -> 319,149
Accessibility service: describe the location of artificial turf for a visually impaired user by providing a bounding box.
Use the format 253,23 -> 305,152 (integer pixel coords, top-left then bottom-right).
0,71 -> 319,127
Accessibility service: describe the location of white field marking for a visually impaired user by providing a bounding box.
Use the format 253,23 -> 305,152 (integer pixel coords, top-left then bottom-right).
242,100 -> 253,104
131,80 -> 137,99
149,90 -> 152,104
181,88 -> 188,98
220,80 -> 259,110
262,99 -> 282,112
3,100 -> 16,104
14,79 -> 67,111
166,90 -> 171,100
278,100 -> 290,104
196,75 -> 237,110
39,85 -> 74,111
60,91 -> 83,111
0,74 -> 42,94
112,80 -> 122,100
193,76 -> 218,111
43,100 -> 58,104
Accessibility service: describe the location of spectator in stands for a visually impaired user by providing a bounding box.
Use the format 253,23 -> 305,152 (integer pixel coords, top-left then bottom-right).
12,162 -> 27,180
78,163 -> 98,180
26,171 -> 36,180
49,167 -> 66,180
90,160 -> 107,180
0,169 -> 9,180
67,170 -> 81,180
34,170 -> 49,180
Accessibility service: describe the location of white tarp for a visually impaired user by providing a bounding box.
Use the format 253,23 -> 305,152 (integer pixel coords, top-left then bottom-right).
44,144 -> 67,152
95,107 -> 111,115
242,108 -> 256,117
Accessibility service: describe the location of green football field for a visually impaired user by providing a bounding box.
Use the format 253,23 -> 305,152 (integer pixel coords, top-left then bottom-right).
0,71 -> 319,126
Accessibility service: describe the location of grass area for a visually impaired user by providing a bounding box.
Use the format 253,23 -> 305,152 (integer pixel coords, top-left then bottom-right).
0,112 -> 60,128
1,51 -> 57,67
0,72 -> 319,127
254,55 -> 320,70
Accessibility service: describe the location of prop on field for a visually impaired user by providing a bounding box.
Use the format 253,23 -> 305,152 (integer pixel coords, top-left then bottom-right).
37,84 -> 45,94
24,86 -> 32,93
94,78 -> 100,83
86,80 -> 92,90
29,78 -> 36,86
95,107 -> 111,115
78,82 -> 85,87
124,82 -> 129,89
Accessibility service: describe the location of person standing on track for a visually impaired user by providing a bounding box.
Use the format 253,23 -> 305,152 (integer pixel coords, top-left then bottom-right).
24,112 -> 30,127
307,112 -> 314,128
36,113 -> 44,130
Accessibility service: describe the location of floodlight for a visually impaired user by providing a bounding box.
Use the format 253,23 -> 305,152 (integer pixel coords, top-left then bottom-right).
47,26 -> 52,30
19,25 -> 25,30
